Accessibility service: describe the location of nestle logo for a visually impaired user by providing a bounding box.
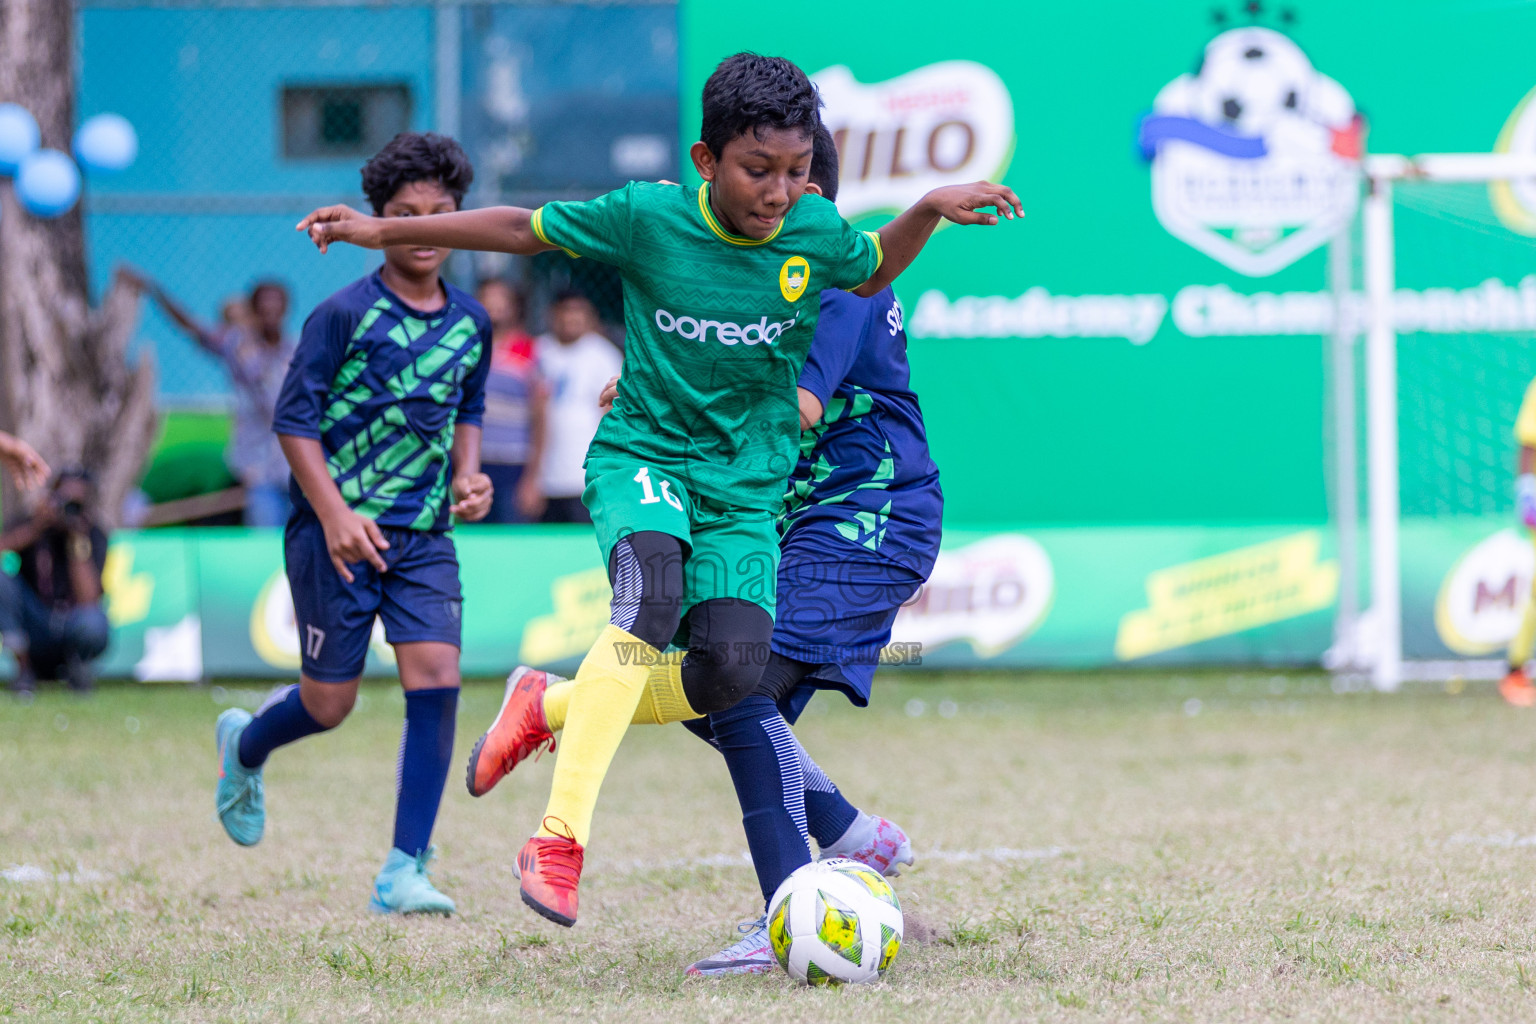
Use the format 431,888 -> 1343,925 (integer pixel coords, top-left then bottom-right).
653,308 -> 798,346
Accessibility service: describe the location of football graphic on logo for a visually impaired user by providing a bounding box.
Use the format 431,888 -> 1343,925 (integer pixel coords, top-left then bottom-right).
1139,27 -> 1364,276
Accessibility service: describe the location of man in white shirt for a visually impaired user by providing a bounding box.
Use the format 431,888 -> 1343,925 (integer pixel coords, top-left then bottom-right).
534,290 -> 623,523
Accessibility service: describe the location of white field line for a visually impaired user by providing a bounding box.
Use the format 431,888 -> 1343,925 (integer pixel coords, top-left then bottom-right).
4,847 -> 1071,885
611,846 -> 1069,873
923,845 -> 1070,863
2,864 -> 107,883
1447,832 -> 1536,848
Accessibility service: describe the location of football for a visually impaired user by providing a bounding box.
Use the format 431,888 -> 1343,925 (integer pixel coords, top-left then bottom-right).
766,857 -> 904,985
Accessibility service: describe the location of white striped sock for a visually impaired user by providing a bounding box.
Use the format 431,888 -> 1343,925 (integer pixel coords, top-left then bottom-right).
255,683 -> 297,717
761,715 -> 810,845
800,750 -> 837,794
394,719 -> 408,797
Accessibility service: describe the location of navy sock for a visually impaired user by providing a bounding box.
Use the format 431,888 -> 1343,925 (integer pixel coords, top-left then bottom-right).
681,715 -> 718,748
708,695 -> 814,908
393,687 -> 459,857
238,684 -> 328,769
802,753 -> 860,848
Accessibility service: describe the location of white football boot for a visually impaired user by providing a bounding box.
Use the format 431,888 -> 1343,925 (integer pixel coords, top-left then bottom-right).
819,811 -> 915,876
685,916 -> 774,977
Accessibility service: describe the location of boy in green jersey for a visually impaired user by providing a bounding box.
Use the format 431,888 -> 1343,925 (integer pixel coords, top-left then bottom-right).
299,53 -> 1022,927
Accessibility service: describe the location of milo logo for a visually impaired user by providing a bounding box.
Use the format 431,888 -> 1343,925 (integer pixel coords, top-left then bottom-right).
1435,529 -> 1535,655
892,534 -> 1054,658
811,60 -> 1015,223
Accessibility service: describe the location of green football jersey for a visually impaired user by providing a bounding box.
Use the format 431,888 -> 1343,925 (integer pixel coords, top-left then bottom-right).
531,181 -> 882,512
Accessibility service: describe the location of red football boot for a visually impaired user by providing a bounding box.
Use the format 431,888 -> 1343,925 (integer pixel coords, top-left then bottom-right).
465,666 -> 558,797
518,817 -> 584,927
1500,667 -> 1535,708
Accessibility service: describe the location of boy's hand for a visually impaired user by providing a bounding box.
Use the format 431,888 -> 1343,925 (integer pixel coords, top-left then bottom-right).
319,508 -> 390,583
1518,474 -> 1536,529
0,434 -> 49,492
598,374 -> 621,411
296,206 -> 386,253
921,181 -> 1025,226
450,472 -> 493,522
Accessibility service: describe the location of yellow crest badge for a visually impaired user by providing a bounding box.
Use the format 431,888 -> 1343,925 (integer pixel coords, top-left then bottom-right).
779,256 -> 810,303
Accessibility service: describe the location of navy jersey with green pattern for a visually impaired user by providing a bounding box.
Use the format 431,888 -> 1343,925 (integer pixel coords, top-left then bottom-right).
273,270 -> 491,531
782,287 -> 942,575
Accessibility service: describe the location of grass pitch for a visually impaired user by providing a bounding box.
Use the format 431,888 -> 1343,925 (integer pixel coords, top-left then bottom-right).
5,671 -> 1536,1022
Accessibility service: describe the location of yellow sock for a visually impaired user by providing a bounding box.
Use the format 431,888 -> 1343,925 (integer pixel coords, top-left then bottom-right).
538,623 -> 650,845
1513,559 -> 1536,668
542,679 -> 574,733
542,651 -> 697,732
631,652 -> 700,726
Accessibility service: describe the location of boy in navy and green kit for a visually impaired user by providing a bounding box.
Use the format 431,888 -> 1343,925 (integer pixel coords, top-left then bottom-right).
215,132 -> 494,915
299,53 -> 1022,927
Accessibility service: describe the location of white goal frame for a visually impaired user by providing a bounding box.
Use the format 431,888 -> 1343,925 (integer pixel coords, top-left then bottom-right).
1353,153 -> 1536,689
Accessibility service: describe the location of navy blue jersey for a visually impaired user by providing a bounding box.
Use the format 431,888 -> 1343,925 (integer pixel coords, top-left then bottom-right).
273,270 -> 491,532
783,287 -> 942,575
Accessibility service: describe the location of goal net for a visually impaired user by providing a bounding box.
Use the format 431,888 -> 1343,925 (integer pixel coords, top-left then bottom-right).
1333,154 -> 1536,687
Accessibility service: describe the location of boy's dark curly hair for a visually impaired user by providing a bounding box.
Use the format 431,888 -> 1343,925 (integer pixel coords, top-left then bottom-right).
361,132 -> 474,215
808,123 -> 840,202
700,53 -> 822,158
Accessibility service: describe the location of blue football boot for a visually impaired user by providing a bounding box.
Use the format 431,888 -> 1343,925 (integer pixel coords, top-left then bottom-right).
214,708 -> 265,847
370,847 -> 456,916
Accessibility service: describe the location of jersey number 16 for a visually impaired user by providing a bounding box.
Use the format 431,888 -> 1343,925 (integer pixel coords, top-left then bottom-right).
634,467 -> 684,511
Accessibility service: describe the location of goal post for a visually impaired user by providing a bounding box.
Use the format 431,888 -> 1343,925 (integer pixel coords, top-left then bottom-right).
1356,152 -> 1536,690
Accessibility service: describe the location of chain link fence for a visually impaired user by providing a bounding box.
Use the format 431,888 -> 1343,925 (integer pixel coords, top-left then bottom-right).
78,0 -> 673,407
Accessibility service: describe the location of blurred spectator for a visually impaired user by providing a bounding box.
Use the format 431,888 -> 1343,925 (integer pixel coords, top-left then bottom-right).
476,279 -> 547,523
535,290 -> 622,524
0,431 -> 49,492
121,270 -> 297,527
0,470 -> 111,695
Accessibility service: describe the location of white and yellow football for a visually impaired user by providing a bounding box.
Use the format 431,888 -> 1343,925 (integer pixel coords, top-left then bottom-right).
766,857 -> 903,985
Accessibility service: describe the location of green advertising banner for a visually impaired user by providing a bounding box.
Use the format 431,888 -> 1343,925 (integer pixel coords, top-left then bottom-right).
115,528 -> 615,681
31,3 -> 1536,683
58,520 -> 1517,680
96,532 -> 198,681
679,0 -> 1536,531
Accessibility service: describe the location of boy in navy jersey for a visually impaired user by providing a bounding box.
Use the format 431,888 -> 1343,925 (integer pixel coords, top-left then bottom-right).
680,124 -> 942,973
213,133 -> 493,916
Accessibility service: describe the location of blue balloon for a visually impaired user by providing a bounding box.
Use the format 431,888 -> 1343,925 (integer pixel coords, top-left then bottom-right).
0,103 -> 39,175
16,150 -> 81,219
74,113 -> 138,173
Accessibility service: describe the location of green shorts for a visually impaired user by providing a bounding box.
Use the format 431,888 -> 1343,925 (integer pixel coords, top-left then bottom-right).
583,456 -> 779,618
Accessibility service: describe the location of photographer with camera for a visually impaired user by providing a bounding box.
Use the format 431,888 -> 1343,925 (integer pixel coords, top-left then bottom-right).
0,469 -> 111,695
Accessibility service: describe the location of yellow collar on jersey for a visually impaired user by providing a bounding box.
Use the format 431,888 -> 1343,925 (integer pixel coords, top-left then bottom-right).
697,183 -> 784,246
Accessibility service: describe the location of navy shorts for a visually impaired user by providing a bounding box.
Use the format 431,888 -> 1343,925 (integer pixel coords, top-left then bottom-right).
284,512 -> 463,682
770,544 -> 925,719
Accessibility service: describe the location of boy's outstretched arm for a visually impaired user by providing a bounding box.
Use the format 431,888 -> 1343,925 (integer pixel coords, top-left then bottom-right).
853,181 -> 1023,298
297,205 -> 559,257
116,267 -> 223,350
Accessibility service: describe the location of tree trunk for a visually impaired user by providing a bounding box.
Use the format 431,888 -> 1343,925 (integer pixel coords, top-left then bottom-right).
0,0 -> 155,527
